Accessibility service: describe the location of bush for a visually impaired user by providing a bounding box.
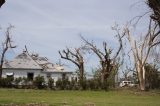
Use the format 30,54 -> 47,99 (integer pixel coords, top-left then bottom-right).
56,78 -> 62,90
56,78 -> 71,90
33,75 -> 45,89
14,77 -> 22,85
63,78 -> 71,90
0,77 -> 14,88
20,77 -> 31,89
70,78 -> 78,90
103,80 -> 109,91
13,77 -> 23,88
145,64 -> 160,89
48,78 -> 54,89
86,79 -> 98,90
79,79 -> 87,90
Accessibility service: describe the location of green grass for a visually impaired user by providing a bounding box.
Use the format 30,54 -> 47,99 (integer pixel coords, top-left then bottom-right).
0,89 -> 160,106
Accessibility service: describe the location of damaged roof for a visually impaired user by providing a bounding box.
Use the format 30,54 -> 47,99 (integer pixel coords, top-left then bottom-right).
3,51 -> 72,73
3,51 -> 42,69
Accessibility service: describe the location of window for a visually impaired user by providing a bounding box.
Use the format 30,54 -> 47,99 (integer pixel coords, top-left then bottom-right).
27,73 -> 34,80
6,72 -> 14,79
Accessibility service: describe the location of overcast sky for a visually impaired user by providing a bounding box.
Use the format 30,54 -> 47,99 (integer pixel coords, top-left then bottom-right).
0,0 -> 149,72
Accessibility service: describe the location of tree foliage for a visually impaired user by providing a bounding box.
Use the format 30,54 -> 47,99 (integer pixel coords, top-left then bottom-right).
145,63 -> 160,89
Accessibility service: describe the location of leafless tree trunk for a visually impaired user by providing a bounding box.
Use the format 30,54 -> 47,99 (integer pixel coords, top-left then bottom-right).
0,25 -> 16,78
0,0 -> 5,8
151,47 -> 160,64
59,48 -> 84,81
81,27 -> 124,85
147,0 -> 160,26
122,66 -> 132,80
124,19 -> 160,90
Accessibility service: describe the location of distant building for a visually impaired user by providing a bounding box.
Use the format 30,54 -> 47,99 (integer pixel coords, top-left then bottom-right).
2,51 -> 73,83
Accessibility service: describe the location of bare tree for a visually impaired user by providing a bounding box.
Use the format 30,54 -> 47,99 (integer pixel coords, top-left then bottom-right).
59,47 -> 84,81
124,18 -> 160,90
0,25 -> 16,78
122,66 -> 133,80
147,0 -> 160,26
149,45 -> 160,66
81,27 -> 124,86
0,0 -> 5,8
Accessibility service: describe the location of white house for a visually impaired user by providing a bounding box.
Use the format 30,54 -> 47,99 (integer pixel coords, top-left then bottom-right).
2,51 -> 73,82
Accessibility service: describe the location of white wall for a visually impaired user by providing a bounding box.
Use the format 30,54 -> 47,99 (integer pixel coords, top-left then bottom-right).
2,69 -> 42,78
43,72 -> 73,82
2,69 -> 73,83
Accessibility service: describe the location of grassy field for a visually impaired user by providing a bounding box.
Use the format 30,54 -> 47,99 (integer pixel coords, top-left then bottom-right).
0,89 -> 160,106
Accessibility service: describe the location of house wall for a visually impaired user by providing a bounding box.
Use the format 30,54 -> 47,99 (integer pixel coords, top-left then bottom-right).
52,73 -> 73,86
2,69 -> 42,78
43,72 -> 73,82
2,69 -> 73,83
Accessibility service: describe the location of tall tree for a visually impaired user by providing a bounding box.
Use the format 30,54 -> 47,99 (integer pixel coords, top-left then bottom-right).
0,25 -> 16,78
124,18 -> 160,90
0,0 -> 5,8
147,0 -> 160,26
59,47 -> 84,81
152,47 -> 160,64
81,27 -> 124,86
122,66 -> 133,81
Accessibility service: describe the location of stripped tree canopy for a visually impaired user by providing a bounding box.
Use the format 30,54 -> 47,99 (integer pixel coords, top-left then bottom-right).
0,0 -> 5,8
59,47 -> 84,81
147,0 -> 160,26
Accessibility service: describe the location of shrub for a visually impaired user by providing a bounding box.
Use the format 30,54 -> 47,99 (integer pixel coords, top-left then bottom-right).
63,78 -> 71,90
13,77 -> 23,88
0,77 -> 14,88
70,78 -> 78,90
55,78 -> 71,90
14,77 -> 22,85
20,77 -> 30,89
145,64 -> 160,89
56,78 -> 62,90
103,80 -> 109,91
87,79 -> 96,90
48,78 -> 54,89
33,75 -> 45,89
79,79 -> 87,90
